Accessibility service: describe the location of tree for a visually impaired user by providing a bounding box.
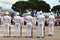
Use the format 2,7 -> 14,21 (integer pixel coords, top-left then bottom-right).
29,0 -> 39,2
12,1 -> 27,12
12,1 -> 29,16
12,1 -> 50,16
52,5 -> 60,12
34,1 -> 50,12
51,5 -> 60,16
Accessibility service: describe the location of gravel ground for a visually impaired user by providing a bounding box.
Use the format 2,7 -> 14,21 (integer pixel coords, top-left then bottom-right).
0,25 -> 60,40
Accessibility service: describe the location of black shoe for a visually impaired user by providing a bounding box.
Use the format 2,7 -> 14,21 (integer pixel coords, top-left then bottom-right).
41,37 -> 44,38
17,36 -> 21,38
37,36 -> 40,38
3,36 -> 7,37
25,36 -> 28,38
4,36 -> 10,37
14,36 -> 17,37
49,34 -> 53,36
25,36 -> 32,38
28,36 -> 33,38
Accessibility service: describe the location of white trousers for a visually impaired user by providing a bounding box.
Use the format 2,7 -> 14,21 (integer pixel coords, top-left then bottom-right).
26,23 -> 32,37
32,18 -> 36,28
49,22 -> 54,35
14,23 -> 21,36
21,20 -> 24,26
3,23 -> 10,36
38,22 -> 45,37
33,21 -> 36,28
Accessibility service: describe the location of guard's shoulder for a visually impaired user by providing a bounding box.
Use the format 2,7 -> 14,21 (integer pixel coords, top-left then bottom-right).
42,15 -> 45,17
37,15 -> 39,17
25,16 -> 28,18
19,16 -> 21,19
13,16 -> 15,18
31,16 -> 33,18
14,16 -> 17,18
3,16 -> 6,18
17,16 -> 21,18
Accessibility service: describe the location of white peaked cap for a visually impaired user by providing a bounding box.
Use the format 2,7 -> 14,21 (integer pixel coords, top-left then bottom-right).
26,10 -> 29,12
51,12 -> 53,14
5,11 -> 9,14
37,11 -> 40,13
16,12 -> 19,15
40,11 -> 42,13
50,9 -> 51,11
34,13 -> 35,15
28,12 -> 31,15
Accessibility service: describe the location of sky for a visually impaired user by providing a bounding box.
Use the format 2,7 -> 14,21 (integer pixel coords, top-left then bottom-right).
0,0 -> 19,8
44,0 -> 60,8
0,0 -> 60,9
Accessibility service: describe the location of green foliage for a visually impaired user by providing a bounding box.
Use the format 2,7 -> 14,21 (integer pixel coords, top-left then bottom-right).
29,0 -> 39,2
12,1 -> 50,16
12,1 -> 50,12
52,5 -> 60,12
35,1 -> 50,12
12,1 -> 27,12
51,5 -> 60,16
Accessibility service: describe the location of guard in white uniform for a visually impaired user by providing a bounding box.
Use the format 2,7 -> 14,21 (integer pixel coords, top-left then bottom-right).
1,14 -> 4,28
25,12 -> 33,37
21,16 -> 24,25
48,12 -> 55,36
32,14 -> 37,29
13,12 -> 22,37
0,15 -> 1,25
3,11 -> 11,37
37,11 -> 45,38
